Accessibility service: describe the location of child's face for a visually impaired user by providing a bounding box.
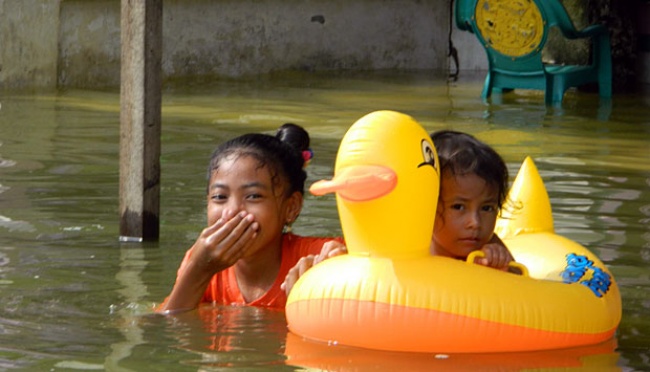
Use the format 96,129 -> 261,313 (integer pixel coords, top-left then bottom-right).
206,155 -> 301,257
431,172 -> 499,259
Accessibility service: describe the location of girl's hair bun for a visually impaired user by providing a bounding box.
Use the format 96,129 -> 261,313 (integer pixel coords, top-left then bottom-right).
276,123 -> 310,152
276,123 -> 312,167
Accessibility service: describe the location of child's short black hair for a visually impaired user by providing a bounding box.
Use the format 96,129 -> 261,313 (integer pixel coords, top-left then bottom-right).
430,130 -> 509,209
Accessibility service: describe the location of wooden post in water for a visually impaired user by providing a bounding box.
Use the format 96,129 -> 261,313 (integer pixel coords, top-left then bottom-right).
119,0 -> 162,241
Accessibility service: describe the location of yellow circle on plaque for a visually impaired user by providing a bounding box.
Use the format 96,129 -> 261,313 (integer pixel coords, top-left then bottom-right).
475,0 -> 544,57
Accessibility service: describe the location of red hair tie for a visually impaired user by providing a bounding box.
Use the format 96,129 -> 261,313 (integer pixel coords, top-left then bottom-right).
302,149 -> 314,166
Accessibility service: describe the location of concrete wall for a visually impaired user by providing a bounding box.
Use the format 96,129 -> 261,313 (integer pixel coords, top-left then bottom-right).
0,0 -> 61,89
1,0 -> 453,89
158,0 -> 449,78
58,0 -> 121,88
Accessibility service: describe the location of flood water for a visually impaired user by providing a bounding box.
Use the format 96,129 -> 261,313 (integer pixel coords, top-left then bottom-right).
0,71 -> 648,371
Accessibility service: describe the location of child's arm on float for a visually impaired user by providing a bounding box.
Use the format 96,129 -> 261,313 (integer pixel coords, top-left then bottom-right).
281,240 -> 347,295
159,210 -> 259,313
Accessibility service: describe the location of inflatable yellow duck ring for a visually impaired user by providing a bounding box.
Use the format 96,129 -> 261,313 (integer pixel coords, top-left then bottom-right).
285,110 -> 621,353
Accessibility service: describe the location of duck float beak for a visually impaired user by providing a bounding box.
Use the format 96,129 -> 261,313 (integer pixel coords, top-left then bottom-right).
309,165 -> 397,202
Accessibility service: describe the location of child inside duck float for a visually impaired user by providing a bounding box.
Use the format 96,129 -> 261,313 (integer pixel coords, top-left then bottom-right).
285,110 -> 621,353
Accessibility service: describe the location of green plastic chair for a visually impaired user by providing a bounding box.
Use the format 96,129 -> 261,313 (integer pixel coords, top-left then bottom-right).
455,0 -> 612,106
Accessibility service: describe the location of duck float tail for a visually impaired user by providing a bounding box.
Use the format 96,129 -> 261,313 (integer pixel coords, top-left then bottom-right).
495,155 -> 554,239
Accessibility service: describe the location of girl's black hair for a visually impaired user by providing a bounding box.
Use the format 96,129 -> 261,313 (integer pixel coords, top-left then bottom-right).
430,130 -> 509,209
207,123 -> 310,196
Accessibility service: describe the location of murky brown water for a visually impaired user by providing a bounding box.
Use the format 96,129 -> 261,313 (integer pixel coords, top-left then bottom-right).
0,71 -> 648,371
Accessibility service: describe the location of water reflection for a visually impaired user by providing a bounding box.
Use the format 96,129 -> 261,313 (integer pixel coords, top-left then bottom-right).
166,306 -> 291,370
104,243 -> 149,371
155,305 -> 623,372
285,333 -> 621,371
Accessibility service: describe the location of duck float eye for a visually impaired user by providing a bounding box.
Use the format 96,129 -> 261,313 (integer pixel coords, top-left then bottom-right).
418,139 -> 436,169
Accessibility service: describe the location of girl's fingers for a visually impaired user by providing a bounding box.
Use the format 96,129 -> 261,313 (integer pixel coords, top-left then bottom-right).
215,213 -> 258,260
298,255 -> 315,276
316,241 -> 347,264
327,242 -> 347,257
282,255 -> 315,295
482,244 -> 511,270
495,247 -> 509,269
201,211 -> 258,265
206,211 -> 253,243
201,214 -> 228,237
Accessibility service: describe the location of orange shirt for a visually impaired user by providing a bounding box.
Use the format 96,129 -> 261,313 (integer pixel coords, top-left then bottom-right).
170,233 -> 342,309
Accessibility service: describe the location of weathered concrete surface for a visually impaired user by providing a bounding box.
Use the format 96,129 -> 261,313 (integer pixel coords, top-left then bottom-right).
54,0 -> 450,88
161,0 -> 449,77
0,0 -> 60,89
58,0 -> 121,88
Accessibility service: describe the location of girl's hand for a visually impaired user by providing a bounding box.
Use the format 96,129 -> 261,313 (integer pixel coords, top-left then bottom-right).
314,240 -> 348,264
474,242 -> 512,271
190,209 -> 259,275
281,240 -> 347,295
158,210 -> 259,314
